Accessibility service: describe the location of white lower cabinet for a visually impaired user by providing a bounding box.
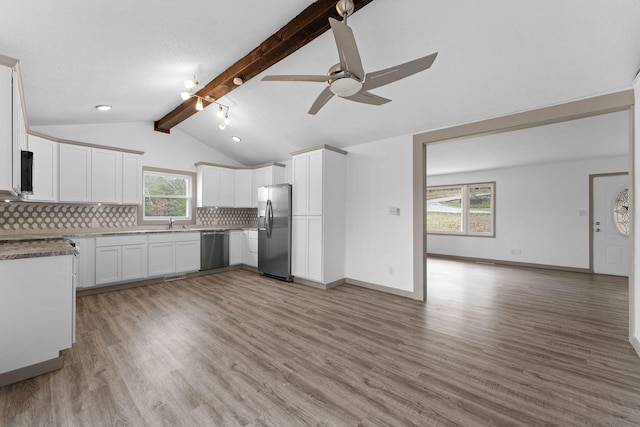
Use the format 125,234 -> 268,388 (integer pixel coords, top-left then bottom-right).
242,230 -> 258,267
148,242 -> 175,277
175,239 -> 200,273
0,255 -> 74,379
229,230 -> 243,265
122,244 -> 147,281
148,232 -> 200,277
95,246 -> 122,285
292,216 -> 322,282
71,237 -> 96,289
95,235 -> 147,285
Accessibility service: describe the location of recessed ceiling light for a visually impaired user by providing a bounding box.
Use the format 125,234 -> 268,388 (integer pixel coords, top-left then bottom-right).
233,77 -> 243,86
231,136 -> 241,143
95,105 -> 112,111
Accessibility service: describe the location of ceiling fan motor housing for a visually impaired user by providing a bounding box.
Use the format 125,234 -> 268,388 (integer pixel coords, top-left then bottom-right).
327,63 -> 362,97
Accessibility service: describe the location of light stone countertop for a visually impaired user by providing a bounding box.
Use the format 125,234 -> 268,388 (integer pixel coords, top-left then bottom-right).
0,224 -> 258,242
0,239 -> 78,260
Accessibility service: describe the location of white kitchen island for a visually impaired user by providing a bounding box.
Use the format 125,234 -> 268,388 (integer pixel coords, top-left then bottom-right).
0,239 -> 76,387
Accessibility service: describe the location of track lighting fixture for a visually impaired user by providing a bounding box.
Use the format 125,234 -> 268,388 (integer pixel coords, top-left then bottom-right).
183,75 -> 198,89
181,92 -> 230,128
179,76 -> 231,129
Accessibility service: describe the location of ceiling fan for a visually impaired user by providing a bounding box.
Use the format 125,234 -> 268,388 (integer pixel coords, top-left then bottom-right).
261,0 -> 438,115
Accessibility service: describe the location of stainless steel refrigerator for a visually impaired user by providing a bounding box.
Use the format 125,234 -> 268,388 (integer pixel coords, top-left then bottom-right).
258,184 -> 293,282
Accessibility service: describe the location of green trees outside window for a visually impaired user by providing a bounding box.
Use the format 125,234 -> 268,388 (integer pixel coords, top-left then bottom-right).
143,171 -> 192,219
426,183 -> 495,236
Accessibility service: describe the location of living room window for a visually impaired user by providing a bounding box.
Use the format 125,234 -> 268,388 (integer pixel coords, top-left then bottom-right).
142,168 -> 195,221
426,182 -> 495,236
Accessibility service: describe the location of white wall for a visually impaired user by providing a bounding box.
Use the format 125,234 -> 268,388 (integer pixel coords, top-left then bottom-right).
31,121 -> 243,172
427,156 -> 628,269
345,134 -> 414,292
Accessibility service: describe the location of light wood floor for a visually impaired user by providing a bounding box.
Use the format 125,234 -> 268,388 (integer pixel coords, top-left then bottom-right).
2,259 -> 640,426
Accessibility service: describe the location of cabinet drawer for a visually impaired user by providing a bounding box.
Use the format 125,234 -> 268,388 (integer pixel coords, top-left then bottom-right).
96,234 -> 147,247
148,232 -> 200,244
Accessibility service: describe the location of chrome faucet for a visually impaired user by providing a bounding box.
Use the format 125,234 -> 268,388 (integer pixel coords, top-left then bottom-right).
169,217 -> 174,229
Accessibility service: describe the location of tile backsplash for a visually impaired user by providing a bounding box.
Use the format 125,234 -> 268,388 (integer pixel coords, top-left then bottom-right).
0,202 -> 137,231
196,207 -> 257,226
0,202 -> 258,232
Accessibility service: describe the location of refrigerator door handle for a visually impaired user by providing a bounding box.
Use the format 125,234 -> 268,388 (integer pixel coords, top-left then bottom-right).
266,200 -> 273,238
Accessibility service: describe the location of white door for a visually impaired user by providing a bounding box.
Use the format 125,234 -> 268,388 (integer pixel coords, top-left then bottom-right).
593,174 -> 629,276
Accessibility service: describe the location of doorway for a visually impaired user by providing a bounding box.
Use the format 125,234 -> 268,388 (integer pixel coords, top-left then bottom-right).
591,173 -> 629,276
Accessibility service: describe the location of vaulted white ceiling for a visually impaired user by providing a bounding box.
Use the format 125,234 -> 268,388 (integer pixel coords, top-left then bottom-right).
2,0 -> 639,165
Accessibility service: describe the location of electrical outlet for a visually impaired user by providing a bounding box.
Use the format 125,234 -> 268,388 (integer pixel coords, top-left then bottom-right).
388,207 -> 400,216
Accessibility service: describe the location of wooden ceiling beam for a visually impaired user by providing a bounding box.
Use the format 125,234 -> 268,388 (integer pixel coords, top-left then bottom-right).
154,0 -> 375,133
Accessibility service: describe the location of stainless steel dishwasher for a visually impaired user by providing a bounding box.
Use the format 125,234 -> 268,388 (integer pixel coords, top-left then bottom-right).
200,231 -> 229,271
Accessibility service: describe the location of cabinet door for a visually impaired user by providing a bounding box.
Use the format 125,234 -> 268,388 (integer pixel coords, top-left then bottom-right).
72,237 -> 96,289
198,166 -> 220,207
307,151 -> 323,216
27,135 -> 58,202
148,242 -> 175,276
291,216 -> 307,278
92,148 -> 122,203
95,246 -> 122,285
12,69 -> 26,194
59,144 -> 92,202
291,155 -> 308,215
122,153 -> 142,205
0,66 -> 12,195
229,231 -> 243,265
252,167 -> 272,208
306,216 -> 323,282
219,168 -> 236,207
122,244 -> 147,281
235,169 -> 253,208
175,240 -> 200,273
246,230 -> 258,267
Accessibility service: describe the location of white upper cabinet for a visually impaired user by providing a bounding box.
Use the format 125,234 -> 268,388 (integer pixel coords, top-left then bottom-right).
292,150 -> 323,216
58,142 -> 143,204
197,165 -> 220,208
122,153 -> 142,205
26,134 -> 58,202
235,169 -> 253,208
219,168 -> 236,207
0,65 -> 12,195
252,165 -> 285,207
91,148 -> 122,203
59,144 -> 92,202
0,56 -> 27,197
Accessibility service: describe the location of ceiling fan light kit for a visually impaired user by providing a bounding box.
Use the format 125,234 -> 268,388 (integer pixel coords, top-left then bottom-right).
261,0 -> 438,115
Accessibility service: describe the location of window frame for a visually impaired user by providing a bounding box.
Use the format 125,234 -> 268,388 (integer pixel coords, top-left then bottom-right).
426,182 -> 495,237
139,167 -> 196,226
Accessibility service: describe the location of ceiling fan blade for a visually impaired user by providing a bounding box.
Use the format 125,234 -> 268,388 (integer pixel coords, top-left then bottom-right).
329,17 -> 365,80
362,52 -> 438,90
345,90 -> 391,106
262,75 -> 330,82
308,87 -> 334,115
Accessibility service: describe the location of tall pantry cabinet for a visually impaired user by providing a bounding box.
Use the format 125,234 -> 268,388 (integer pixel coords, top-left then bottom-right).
291,146 -> 346,287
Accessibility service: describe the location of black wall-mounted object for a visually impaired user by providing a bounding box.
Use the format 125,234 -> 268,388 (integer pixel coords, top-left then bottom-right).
21,150 -> 33,194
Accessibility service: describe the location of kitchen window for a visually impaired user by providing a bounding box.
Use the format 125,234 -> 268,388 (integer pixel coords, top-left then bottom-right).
426,182 -> 495,236
142,168 -> 195,222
